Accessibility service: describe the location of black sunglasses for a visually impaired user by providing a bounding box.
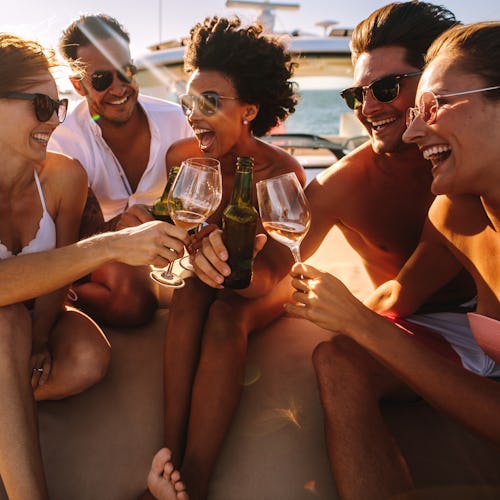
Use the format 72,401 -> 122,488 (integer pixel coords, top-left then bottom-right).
179,92 -> 239,117
340,71 -> 422,110
90,63 -> 138,92
6,92 -> 68,123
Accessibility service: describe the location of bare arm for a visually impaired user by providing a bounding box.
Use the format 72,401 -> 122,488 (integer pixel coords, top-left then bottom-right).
285,263 -> 500,445
0,221 -> 189,306
364,215 -> 464,316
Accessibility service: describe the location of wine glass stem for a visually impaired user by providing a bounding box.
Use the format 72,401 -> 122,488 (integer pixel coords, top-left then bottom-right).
162,261 -> 175,278
290,244 -> 302,264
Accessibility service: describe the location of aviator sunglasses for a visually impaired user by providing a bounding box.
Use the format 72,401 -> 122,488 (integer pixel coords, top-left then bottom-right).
406,85 -> 500,127
340,71 -> 422,110
90,63 -> 137,92
179,92 -> 239,117
6,92 -> 68,123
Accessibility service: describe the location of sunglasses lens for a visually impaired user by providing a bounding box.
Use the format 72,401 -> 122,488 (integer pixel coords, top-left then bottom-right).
58,99 -> 68,123
117,64 -> 137,84
180,94 -> 193,116
199,93 -> 218,115
372,76 -> 399,102
341,88 -> 361,110
33,94 -> 54,122
91,71 -> 114,91
33,95 -> 68,123
421,92 -> 438,125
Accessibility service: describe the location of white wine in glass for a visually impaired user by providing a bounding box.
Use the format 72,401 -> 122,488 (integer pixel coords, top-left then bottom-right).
256,172 -> 311,263
150,157 -> 222,288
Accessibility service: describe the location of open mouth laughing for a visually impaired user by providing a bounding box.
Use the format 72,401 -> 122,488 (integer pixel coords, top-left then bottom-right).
422,144 -> 451,164
193,127 -> 216,151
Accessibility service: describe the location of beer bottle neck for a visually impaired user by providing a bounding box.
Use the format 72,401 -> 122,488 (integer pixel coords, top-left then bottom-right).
230,159 -> 253,205
160,166 -> 180,202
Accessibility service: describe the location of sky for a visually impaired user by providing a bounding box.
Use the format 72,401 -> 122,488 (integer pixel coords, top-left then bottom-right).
2,0 -> 499,58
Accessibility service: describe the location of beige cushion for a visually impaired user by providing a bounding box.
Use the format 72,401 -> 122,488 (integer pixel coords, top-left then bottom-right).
1,228 -> 499,499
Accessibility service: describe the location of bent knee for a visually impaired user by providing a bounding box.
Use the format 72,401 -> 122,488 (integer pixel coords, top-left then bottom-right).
65,340 -> 111,392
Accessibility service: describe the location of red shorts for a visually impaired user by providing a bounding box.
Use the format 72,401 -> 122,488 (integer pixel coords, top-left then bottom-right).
387,316 -> 461,364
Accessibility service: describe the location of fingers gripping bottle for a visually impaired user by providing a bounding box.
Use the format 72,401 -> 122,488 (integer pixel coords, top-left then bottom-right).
222,157 -> 259,289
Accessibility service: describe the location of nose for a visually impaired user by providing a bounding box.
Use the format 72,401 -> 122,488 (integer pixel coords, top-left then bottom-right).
402,112 -> 426,144
361,88 -> 382,116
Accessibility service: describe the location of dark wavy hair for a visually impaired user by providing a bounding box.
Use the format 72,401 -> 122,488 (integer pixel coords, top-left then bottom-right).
59,14 -> 130,68
0,33 -> 54,95
351,1 -> 459,69
184,16 -> 298,137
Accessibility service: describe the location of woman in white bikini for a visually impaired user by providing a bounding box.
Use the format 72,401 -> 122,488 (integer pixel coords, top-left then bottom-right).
284,21 -> 500,499
0,34 -> 188,499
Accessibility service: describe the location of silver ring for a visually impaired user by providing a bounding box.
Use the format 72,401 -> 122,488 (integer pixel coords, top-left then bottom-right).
33,368 -> 43,373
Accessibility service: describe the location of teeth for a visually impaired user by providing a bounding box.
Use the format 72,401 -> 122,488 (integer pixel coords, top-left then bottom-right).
33,133 -> 50,142
110,97 -> 127,105
371,117 -> 396,127
193,128 -> 210,135
422,145 -> 451,160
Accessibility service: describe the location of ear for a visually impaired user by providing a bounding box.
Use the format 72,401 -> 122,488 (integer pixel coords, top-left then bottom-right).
69,76 -> 87,97
243,103 -> 259,123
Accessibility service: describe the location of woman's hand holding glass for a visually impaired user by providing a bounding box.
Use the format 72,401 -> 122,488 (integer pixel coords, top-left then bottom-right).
150,157 -> 222,288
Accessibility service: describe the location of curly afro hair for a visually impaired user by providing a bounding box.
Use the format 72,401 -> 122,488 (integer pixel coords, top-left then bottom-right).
184,16 -> 298,137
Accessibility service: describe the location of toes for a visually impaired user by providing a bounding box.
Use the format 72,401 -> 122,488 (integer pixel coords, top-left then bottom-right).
151,447 -> 173,476
163,460 -> 174,478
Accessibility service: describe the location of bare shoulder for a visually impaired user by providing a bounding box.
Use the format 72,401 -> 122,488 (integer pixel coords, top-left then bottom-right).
254,139 -> 306,185
308,142 -> 373,200
41,151 -> 88,190
429,194 -> 485,234
165,137 -> 200,168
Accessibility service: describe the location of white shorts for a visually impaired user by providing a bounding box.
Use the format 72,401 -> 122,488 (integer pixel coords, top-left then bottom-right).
406,311 -> 500,378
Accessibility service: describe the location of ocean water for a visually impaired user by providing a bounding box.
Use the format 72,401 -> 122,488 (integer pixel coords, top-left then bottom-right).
285,87 -> 347,136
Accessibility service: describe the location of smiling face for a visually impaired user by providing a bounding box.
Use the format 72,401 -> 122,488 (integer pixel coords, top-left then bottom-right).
185,69 -> 257,161
353,46 -> 421,155
70,37 -> 138,125
403,55 -> 500,196
0,72 -> 60,164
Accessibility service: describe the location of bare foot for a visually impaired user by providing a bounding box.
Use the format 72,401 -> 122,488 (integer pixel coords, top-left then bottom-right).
147,448 -> 189,500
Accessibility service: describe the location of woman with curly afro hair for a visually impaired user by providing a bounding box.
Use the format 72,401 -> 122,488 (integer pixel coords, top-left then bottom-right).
145,16 -> 305,500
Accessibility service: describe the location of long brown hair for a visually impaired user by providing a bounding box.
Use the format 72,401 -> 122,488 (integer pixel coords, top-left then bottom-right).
0,33 -> 54,95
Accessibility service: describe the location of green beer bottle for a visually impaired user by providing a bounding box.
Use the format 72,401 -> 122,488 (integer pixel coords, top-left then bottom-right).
150,166 -> 180,223
222,156 -> 259,289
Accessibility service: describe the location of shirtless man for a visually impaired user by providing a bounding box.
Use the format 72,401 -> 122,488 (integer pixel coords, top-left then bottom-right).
49,14 -> 192,327
286,21 -> 500,499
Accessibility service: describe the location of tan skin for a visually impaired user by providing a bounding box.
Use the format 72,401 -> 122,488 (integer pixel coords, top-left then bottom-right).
0,68 -> 189,500
0,73 -> 108,500
285,55 -> 500,500
144,68 -> 304,500
67,38 -> 158,327
302,46 -> 473,299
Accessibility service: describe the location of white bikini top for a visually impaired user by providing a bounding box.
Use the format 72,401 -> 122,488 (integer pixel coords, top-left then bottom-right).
0,171 -> 57,259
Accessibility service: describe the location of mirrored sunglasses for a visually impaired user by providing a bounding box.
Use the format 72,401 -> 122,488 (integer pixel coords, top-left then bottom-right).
6,92 -> 68,123
406,85 -> 500,127
179,92 -> 239,116
90,63 -> 137,92
340,71 -> 422,110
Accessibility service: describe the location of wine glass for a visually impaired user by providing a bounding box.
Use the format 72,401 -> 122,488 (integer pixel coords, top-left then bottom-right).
150,157 -> 222,288
256,172 -> 311,263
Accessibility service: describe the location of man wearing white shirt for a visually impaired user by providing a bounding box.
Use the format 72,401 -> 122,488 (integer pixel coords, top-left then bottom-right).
49,14 -> 192,327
